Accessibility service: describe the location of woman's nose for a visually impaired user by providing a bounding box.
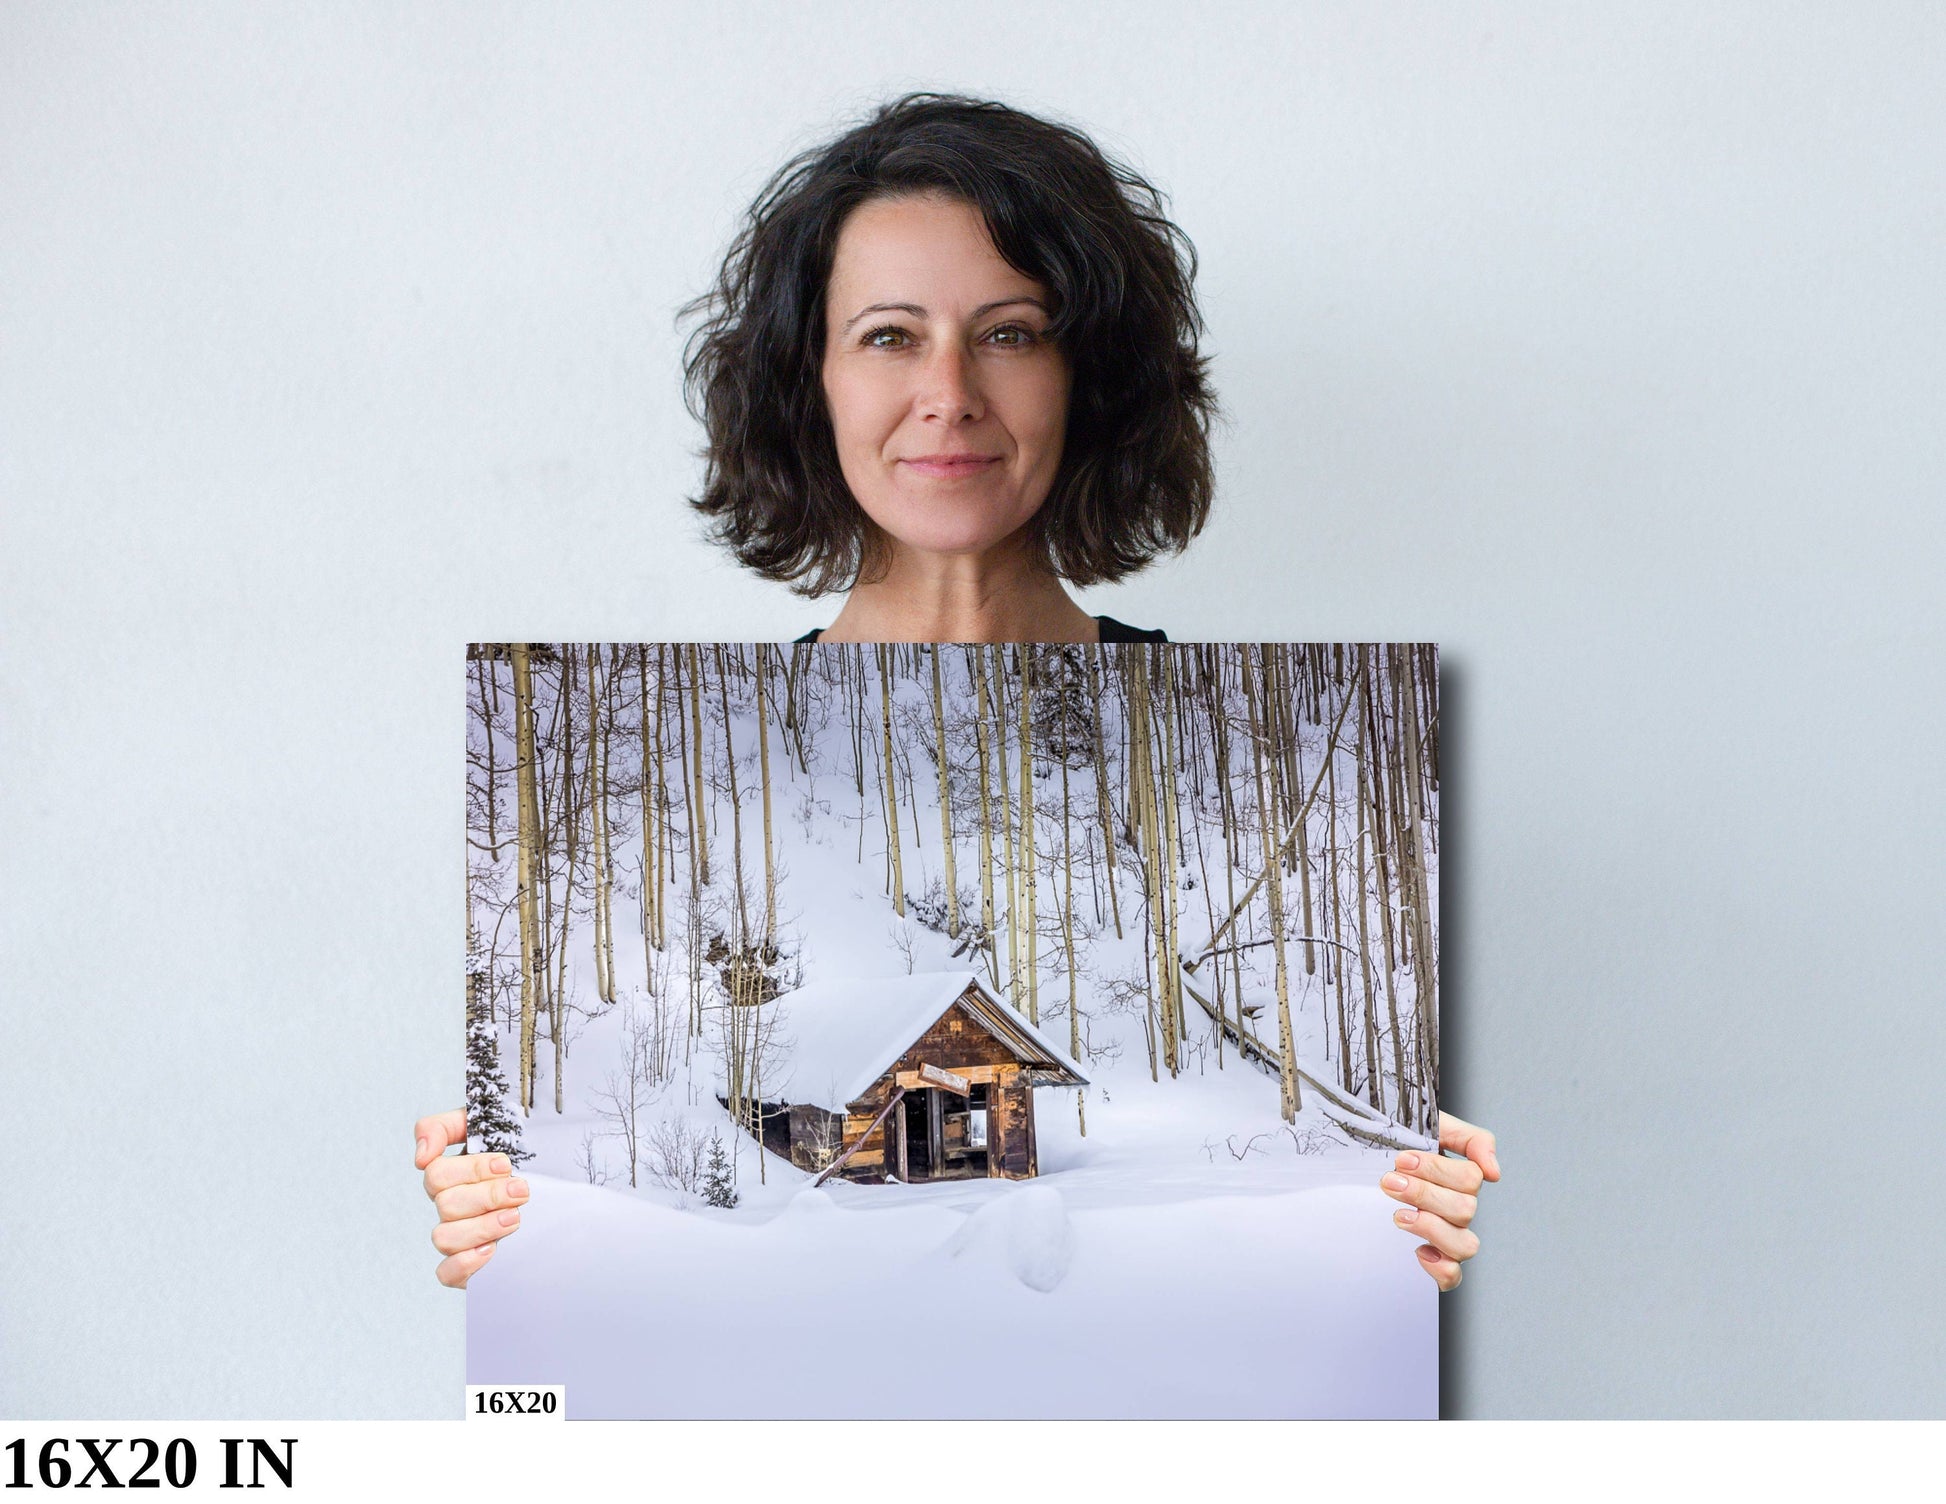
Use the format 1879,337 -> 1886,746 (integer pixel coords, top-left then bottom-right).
915,342 -> 985,423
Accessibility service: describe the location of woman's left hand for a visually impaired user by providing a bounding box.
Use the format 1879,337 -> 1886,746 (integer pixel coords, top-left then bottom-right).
1381,1111 -> 1499,1291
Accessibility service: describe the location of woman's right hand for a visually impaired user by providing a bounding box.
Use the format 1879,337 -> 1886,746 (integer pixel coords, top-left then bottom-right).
415,1108 -> 529,1288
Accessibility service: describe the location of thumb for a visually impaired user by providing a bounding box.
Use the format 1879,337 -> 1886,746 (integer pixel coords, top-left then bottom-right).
1438,1112 -> 1500,1182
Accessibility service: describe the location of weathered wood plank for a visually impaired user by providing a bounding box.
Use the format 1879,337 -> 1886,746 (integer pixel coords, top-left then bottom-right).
919,1062 -> 970,1094
993,1084 -> 1032,1178
893,1061 -> 1020,1087
813,1086 -> 905,1188
895,1065 -> 974,1095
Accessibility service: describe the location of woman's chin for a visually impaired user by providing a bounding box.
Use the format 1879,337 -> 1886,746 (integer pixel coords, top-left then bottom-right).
874,508 -> 1035,562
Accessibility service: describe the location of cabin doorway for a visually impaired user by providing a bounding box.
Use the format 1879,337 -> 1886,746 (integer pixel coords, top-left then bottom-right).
896,1084 -> 991,1182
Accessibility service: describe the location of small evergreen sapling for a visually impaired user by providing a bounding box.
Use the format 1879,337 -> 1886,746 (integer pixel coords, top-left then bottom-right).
466,930 -> 531,1168
702,1131 -> 739,1209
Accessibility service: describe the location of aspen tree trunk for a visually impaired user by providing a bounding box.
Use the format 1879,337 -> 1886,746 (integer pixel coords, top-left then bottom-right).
678,651 -> 702,1046
586,645 -> 614,1007
1287,649 -> 1317,977
1355,649 -> 1383,1114
1381,658 -> 1412,957
1327,716 -> 1354,1092
753,984 -> 767,1186
551,650 -> 575,1112
898,654 -> 926,849
1262,649 -> 1292,855
483,651 -> 506,858
1019,644 -> 1038,1024
931,647 -> 959,937
1366,658 -> 1409,1125
1273,647 -> 1303,861
1089,645 -> 1123,940
638,647 -> 658,989
1127,651 -> 1170,1074
532,670 -> 557,1047
511,643 -> 543,1114
1206,648 -> 1246,1040
1159,648 -> 1184,1050
849,646 -> 867,864
603,649 -> 620,994
1183,642 -> 1229,1058
1419,643 -> 1441,794
714,643 -> 750,949
1187,743 -> 1225,1069
991,648 -> 1020,1008
533,672 -> 564,1051
655,647 -> 670,952
1243,647 -> 1300,1121
688,643 -> 708,887
966,646 -> 999,989
756,643 -> 777,946
877,643 -> 905,916
1368,678 -> 1400,979
783,643 -> 811,775
1062,736 -> 1085,1135
477,654 -> 499,858
1397,645 -> 1439,1133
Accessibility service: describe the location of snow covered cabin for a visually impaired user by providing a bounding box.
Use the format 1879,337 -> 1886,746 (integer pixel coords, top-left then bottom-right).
749,970 -> 1088,1184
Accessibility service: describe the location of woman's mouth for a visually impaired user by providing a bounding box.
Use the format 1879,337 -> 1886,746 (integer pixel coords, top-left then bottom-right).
901,454 -> 1001,478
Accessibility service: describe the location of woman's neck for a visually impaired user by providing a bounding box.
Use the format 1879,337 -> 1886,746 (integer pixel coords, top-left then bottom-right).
816,536 -> 1099,643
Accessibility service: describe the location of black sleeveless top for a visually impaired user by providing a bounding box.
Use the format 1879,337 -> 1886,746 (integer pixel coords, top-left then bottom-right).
793,614 -> 1166,644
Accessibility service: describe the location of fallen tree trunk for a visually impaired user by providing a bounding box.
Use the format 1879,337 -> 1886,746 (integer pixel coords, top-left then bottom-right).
1178,957 -> 1435,1151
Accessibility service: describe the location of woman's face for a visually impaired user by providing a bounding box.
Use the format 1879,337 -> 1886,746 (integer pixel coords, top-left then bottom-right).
820,193 -> 1071,565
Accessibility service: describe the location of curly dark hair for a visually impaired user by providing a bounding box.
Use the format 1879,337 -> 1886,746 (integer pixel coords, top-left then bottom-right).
681,92 -> 1218,598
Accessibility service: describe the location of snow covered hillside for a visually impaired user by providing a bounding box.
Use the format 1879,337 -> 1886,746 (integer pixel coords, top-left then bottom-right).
463,641 -> 1440,1417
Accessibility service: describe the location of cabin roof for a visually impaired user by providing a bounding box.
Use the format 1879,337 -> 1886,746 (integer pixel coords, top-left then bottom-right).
767,970 -> 1088,1113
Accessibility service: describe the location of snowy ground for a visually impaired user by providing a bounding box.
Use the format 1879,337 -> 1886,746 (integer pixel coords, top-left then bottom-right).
466,1005 -> 1436,1419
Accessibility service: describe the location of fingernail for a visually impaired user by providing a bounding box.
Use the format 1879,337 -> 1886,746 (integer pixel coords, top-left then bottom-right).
498,1209 -> 521,1227
477,1240 -> 494,1256
1418,1245 -> 1441,1261
1396,1152 -> 1420,1171
508,1178 -> 529,1199
491,1155 -> 511,1175
416,1137 -> 428,1163
1489,1153 -> 1501,1176
1382,1173 -> 1409,1193
1395,1208 -> 1418,1224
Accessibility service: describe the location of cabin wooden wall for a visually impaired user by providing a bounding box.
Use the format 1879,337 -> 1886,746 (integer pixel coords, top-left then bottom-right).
991,1083 -> 1034,1179
809,990 -> 1052,1183
839,998 -> 1015,1179
887,999 -> 1019,1079
786,1103 -> 844,1174
835,1103 -> 891,1178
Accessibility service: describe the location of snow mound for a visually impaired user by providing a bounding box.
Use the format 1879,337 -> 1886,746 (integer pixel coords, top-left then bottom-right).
779,1186 -> 838,1222
944,1184 -> 1075,1293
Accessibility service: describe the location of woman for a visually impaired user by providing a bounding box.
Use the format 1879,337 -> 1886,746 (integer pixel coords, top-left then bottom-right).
420,92 -> 1498,1291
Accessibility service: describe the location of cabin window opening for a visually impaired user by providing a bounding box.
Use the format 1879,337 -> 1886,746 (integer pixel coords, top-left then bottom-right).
940,1084 -> 990,1176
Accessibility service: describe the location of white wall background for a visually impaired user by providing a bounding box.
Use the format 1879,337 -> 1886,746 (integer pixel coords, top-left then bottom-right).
3,2 -> 1942,1418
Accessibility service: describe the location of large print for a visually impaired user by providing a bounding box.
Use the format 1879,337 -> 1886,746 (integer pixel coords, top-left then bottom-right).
463,641 -> 1440,1417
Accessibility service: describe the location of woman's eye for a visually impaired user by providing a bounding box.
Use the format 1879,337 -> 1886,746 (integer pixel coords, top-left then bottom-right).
986,324 -> 1036,347
862,325 -> 910,348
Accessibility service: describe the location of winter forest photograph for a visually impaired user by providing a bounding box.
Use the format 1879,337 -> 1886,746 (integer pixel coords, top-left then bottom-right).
463,640 -> 1441,1418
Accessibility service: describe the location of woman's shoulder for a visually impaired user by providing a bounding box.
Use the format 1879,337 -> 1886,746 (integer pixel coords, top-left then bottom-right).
790,616 -> 1167,644
1092,614 -> 1168,643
